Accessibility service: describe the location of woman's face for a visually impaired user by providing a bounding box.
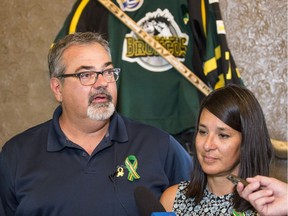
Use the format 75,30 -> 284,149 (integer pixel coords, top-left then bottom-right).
196,108 -> 242,177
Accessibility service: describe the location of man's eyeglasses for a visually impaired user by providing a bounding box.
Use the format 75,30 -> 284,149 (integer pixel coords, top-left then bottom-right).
57,68 -> 121,86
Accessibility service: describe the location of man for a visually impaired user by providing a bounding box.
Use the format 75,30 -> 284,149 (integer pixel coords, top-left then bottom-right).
54,0 -> 204,153
0,32 -> 192,216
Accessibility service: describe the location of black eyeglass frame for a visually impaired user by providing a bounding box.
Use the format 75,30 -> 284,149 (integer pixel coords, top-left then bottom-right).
57,68 -> 121,86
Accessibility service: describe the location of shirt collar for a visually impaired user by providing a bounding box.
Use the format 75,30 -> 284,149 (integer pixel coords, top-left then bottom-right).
47,106 -> 128,152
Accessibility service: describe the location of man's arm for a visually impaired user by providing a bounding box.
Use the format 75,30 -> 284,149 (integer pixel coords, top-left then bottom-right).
165,135 -> 192,185
0,147 -> 18,216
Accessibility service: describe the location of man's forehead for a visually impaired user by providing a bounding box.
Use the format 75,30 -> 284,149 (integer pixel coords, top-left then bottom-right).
74,62 -> 113,72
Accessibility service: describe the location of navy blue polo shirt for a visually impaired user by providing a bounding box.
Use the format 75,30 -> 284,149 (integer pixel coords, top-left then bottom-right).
0,106 -> 192,216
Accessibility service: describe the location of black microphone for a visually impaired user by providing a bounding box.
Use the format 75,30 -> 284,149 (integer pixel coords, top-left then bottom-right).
134,186 -> 176,216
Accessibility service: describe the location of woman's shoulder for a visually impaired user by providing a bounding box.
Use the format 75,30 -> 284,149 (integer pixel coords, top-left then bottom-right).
160,181 -> 190,211
160,184 -> 180,211
162,184 -> 179,198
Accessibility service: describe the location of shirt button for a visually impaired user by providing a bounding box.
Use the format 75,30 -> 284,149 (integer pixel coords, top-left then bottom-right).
81,152 -> 88,157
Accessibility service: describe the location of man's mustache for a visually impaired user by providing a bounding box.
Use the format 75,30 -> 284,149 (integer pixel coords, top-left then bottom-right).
88,87 -> 113,104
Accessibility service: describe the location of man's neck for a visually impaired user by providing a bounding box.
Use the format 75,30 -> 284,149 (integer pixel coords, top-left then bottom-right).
59,114 -> 110,155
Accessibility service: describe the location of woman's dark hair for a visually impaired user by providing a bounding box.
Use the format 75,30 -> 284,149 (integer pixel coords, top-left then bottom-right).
186,84 -> 273,212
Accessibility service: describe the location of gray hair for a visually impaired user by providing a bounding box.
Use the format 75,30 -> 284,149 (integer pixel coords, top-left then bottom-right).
48,32 -> 111,78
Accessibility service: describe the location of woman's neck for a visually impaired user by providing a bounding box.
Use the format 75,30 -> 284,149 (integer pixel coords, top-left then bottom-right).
206,176 -> 235,196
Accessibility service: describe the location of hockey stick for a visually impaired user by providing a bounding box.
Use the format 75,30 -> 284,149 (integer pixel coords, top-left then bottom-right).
98,0 -> 288,156
97,0 -> 212,96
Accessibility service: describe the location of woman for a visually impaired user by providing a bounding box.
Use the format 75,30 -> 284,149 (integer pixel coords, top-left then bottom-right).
160,85 -> 273,215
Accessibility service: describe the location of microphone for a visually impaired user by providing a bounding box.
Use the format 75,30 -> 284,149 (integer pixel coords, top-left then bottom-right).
134,186 -> 176,216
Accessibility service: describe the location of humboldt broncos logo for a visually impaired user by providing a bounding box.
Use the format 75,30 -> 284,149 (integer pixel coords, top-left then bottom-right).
122,9 -> 189,72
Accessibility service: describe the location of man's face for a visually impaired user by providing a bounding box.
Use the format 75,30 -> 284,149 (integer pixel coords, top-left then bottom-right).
53,43 -> 117,121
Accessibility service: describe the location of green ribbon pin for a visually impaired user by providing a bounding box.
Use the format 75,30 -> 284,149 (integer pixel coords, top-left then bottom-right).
125,155 -> 140,182
232,210 -> 246,216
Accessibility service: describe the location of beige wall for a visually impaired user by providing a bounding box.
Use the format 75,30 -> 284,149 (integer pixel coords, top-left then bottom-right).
0,0 -> 287,177
220,0 -> 287,143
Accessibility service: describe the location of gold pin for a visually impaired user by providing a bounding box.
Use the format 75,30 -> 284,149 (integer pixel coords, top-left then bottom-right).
116,167 -> 124,177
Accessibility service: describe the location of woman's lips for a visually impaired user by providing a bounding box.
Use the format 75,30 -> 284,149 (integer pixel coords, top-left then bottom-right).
203,155 -> 218,163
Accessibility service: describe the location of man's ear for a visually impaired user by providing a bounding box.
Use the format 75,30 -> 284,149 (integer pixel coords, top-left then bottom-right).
50,77 -> 63,102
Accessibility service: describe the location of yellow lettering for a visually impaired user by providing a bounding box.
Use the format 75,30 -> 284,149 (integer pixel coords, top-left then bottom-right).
124,36 -> 187,58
